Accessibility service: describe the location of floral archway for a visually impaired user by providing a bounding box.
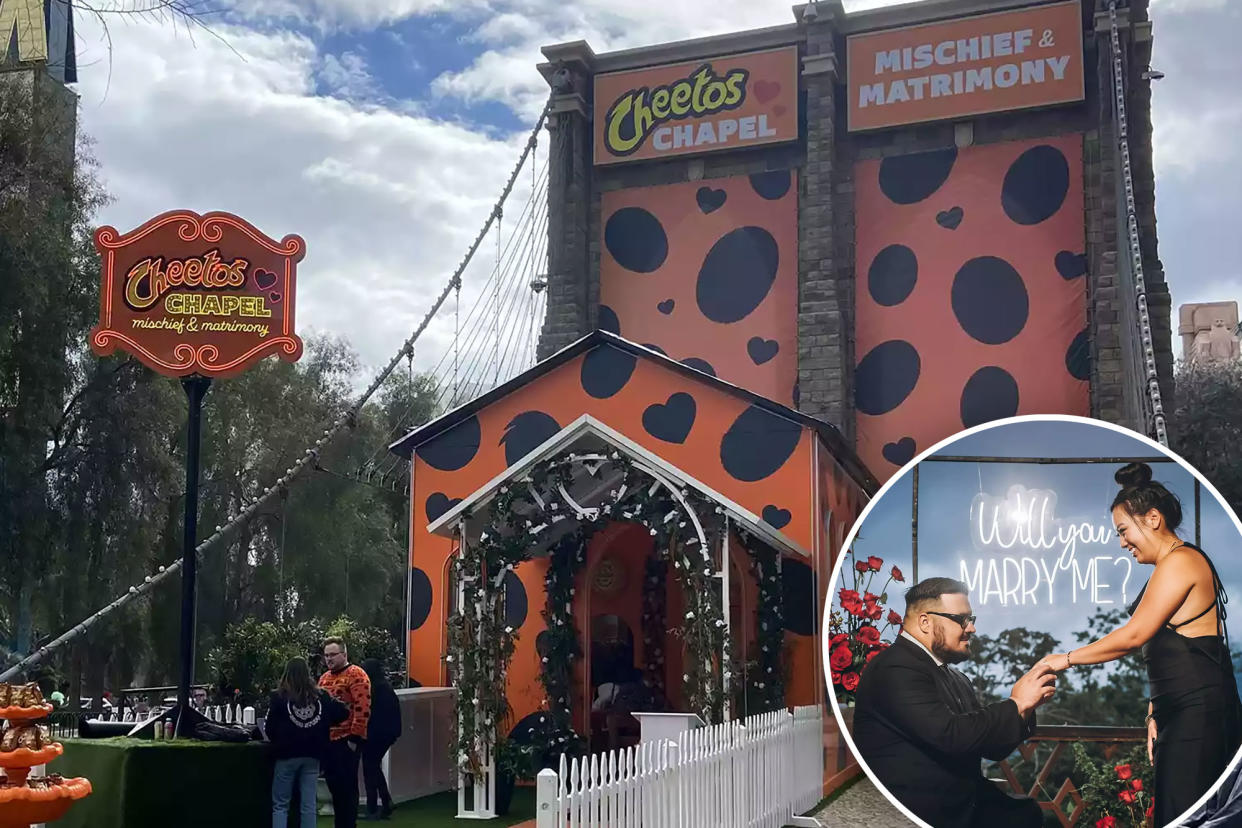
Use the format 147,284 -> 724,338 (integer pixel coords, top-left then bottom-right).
445,446 -> 789,783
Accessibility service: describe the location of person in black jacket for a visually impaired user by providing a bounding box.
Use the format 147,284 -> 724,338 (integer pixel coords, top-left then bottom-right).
266,657 -> 349,828
360,658 -> 402,821
852,577 -> 1056,828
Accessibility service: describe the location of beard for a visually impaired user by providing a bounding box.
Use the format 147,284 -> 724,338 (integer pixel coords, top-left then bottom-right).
932,625 -> 972,665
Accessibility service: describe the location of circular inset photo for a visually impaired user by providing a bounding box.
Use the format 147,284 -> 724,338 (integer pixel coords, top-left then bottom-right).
824,415 -> 1242,828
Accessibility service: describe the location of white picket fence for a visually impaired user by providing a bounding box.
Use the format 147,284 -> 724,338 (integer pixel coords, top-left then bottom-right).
535,705 -> 824,828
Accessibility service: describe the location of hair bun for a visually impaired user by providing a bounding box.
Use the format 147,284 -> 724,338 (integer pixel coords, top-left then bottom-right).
1115,462 -> 1153,488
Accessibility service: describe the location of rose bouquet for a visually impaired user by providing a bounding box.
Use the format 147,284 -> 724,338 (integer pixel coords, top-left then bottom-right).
829,544 -> 905,705
1073,743 -> 1155,828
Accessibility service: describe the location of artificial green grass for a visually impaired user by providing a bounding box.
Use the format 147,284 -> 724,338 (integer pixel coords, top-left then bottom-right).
319,787 -> 537,827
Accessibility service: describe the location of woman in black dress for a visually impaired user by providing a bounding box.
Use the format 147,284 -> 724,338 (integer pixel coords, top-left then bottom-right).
1040,462 -> 1242,826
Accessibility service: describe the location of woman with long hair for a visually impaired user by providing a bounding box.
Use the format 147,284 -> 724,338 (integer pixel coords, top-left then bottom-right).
266,657 -> 349,828
360,658 -> 402,821
1039,462 -> 1242,825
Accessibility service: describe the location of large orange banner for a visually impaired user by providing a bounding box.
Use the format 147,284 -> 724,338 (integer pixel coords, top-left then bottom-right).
593,46 -> 798,166
847,0 -> 1084,132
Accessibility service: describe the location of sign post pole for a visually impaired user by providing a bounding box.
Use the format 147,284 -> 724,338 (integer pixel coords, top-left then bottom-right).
175,374 -> 211,737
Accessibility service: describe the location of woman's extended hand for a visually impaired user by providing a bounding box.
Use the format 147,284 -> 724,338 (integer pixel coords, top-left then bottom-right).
1148,717 -> 1157,765
1037,653 -> 1070,673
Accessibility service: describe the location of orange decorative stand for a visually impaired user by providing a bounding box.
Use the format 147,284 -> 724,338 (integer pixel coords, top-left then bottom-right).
0,687 -> 91,828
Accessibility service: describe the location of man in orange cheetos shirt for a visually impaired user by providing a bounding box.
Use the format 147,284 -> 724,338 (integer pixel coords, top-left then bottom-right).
319,636 -> 372,827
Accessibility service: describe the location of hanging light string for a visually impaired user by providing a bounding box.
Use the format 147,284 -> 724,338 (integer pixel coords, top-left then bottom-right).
1109,1 -> 1167,445
0,94 -> 555,682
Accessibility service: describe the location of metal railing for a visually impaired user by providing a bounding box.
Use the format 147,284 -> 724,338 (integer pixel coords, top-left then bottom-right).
995,724 -> 1147,827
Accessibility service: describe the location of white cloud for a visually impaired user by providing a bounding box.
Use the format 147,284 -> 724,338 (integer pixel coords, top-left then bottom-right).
317,51 -> 380,101
73,14 -> 539,380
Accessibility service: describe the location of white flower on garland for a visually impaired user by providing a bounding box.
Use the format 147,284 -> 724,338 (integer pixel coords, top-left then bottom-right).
686,612 -> 695,620
446,655 -> 455,663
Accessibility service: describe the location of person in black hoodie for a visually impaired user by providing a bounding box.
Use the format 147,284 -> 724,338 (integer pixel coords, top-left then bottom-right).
266,657 -> 349,828
360,658 -> 402,821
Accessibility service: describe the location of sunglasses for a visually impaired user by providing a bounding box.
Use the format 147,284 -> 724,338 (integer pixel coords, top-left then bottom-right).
927,611 -> 976,629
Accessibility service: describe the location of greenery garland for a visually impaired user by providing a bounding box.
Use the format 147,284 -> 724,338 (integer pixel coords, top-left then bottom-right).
738,527 -> 786,713
641,554 -> 668,698
448,449 -> 732,776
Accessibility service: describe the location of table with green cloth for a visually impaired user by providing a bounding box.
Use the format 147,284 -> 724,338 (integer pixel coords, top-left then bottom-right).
52,737 -> 290,828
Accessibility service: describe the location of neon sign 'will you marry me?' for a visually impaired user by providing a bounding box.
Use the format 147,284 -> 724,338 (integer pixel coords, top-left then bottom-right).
960,485 -> 1133,607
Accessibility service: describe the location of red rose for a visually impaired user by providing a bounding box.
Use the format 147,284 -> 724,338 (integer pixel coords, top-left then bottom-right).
856,625 -> 881,646
1095,818 -> 1117,828
831,671 -> 842,685
887,610 -> 903,626
839,589 -> 860,605
864,591 -> 879,603
891,565 -> 905,582
1119,790 -> 1135,804
1130,779 -> 1142,791
1115,764 -> 1132,780
1146,804 -> 1154,819
841,597 -> 865,617
830,645 -> 853,671
830,633 -> 849,649
855,561 -> 869,573
870,606 -> 884,621
841,672 -> 860,691
867,556 -> 883,571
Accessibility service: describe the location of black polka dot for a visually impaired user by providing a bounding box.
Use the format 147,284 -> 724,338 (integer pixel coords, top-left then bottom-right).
855,341 -> 921,416
720,405 -> 802,482
581,344 -> 636,399
1066,329 -> 1089,381
960,366 -> 1019,428
409,568 -> 433,631
503,571 -> 528,628
1002,145 -> 1070,225
782,559 -> 814,636
882,437 -> 916,467
416,415 -> 481,471
879,147 -> 957,205
761,505 -> 791,530
598,305 -> 621,335
868,244 -> 918,306
535,631 -> 554,658
657,299 -> 674,315
642,393 -> 697,444
605,207 -> 668,273
952,256 -> 1029,344
681,357 -> 716,377
696,227 -> 779,324
425,492 -> 463,524
641,343 -> 667,356
750,170 -> 791,200
500,411 -> 561,466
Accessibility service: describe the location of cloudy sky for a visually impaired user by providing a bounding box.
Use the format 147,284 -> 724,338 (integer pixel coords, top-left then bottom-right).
68,0 -> 1239,380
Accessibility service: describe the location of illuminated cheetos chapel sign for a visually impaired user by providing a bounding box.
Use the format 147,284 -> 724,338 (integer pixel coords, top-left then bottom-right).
90,210 -> 305,379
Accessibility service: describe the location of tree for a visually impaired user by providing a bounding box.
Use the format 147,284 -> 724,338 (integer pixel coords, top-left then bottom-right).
1171,360 -> 1242,516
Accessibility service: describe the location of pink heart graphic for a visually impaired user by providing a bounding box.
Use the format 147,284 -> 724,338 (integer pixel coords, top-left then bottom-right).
254,268 -> 278,290
754,80 -> 781,104
269,291 -> 282,304
773,104 -> 788,117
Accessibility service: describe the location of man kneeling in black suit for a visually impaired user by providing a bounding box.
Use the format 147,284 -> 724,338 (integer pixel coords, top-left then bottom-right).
853,577 -> 1055,828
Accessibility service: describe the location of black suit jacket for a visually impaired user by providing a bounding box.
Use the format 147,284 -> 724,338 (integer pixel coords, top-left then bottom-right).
852,635 -> 1035,828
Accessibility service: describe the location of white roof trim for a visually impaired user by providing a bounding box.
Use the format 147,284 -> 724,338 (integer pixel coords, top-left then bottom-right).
423,413 -> 808,558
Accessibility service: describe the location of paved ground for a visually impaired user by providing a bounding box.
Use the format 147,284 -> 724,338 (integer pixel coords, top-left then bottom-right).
811,775 -> 914,827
